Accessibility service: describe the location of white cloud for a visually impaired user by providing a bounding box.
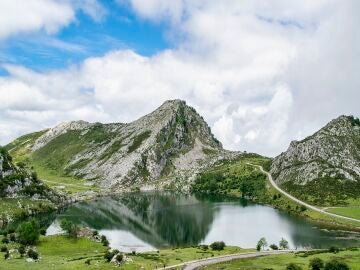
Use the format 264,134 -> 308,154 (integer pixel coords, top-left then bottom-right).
0,1 -> 359,157
0,0 -> 105,40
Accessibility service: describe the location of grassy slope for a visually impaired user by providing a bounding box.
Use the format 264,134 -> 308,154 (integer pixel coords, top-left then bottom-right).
201,249 -> 360,270
326,207 -> 360,220
6,129 -> 102,194
192,155 -> 360,229
0,235 -> 252,270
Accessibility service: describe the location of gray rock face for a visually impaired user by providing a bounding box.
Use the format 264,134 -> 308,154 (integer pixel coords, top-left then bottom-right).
10,100 -> 239,192
270,115 -> 360,185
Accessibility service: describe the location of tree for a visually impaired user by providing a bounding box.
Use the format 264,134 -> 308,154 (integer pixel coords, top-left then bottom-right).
256,237 -> 267,251
324,260 -> 350,270
60,219 -> 79,238
309,257 -> 324,270
279,238 -> 289,249
210,241 -> 226,251
17,220 -> 40,245
286,263 -> 302,270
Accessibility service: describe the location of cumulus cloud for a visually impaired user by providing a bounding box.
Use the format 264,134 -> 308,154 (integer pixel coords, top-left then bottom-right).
1,1 -> 359,157
0,0 -> 105,39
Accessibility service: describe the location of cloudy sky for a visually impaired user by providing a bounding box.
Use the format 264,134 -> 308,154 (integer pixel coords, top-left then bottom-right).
0,0 -> 359,157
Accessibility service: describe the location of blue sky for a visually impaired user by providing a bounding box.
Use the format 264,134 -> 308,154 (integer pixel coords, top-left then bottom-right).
0,1 -> 359,156
0,1 -> 169,74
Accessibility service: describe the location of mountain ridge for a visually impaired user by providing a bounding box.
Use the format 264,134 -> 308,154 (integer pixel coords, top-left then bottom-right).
6,100 -> 239,192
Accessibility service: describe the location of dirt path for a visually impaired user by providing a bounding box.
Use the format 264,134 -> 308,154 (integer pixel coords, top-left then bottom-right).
247,163 -> 360,223
159,250 -> 291,270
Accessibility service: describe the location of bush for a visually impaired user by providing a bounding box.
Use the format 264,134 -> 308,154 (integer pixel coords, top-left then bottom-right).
92,230 -> 99,236
309,257 -> 324,270
0,246 -> 8,252
4,251 -> 9,260
1,237 -> 9,244
115,254 -> 123,263
85,259 -> 91,265
104,249 -> 119,262
328,246 -> 340,253
210,241 -> 226,251
286,263 -> 302,270
18,245 -> 26,257
27,249 -> 39,260
101,235 -> 109,247
324,259 -> 349,270
199,245 -> 209,250
270,244 -> 279,250
9,233 -> 16,242
40,228 -> 46,236
17,220 -> 40,245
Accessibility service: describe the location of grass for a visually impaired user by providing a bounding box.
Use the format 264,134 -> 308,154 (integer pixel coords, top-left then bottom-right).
0,198 -> 56,227
127,131 -> 151,153
31,163 -> 99,194
201,249 -> 360,270
326,207 -> 360,220
0,235 -> 252,270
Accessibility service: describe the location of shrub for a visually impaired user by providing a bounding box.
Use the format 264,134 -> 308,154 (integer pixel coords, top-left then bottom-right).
17,220 -> 40,245
1,237 -> 9,244
4,251 -> 9,260
40,228 -> 47,236
199,245 -> 209,250
286,263 -> 302,270
27,249 -> 39,260
0,246 -> 8,252
324,260 -> 349,270
18,245 -> 26,257
92,230 -> 99,236
104,249 -> 119,262
269,244 -> 279,250
85,259 -> 91,265
328,246 -> 339,253
101,235 -> 109,247
9,233 -> 16,242
210,241 -> 226,251
115,254 -> 123,263
309,257 -> 324,270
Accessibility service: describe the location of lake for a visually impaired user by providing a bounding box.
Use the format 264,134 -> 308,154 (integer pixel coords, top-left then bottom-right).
46,192 -> 360,252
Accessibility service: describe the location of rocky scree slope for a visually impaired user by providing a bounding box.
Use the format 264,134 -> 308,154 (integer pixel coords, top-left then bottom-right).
0,147 -> 58,200
7,100 -> 238,192
270,115 -> 360,204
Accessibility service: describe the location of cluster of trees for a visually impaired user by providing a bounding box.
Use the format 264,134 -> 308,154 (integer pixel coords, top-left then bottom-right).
0,219 -> 41,260
192,164 -> 266,199
256,237 -> 289,251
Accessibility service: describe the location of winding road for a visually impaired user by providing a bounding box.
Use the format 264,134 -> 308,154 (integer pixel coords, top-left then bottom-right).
248,163 -> 360,223
159,250 -> 291,270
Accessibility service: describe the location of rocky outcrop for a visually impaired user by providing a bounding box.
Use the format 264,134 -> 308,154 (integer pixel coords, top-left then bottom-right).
0,147 -> 58,200
270,115 -> 360,185
7,100 -> 240,192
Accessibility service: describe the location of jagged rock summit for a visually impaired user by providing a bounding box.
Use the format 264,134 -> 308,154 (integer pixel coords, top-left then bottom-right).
7,100 -> 238,192
270,115 -> 360,203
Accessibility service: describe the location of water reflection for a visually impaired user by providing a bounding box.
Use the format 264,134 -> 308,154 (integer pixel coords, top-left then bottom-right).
47,192 -> 360,252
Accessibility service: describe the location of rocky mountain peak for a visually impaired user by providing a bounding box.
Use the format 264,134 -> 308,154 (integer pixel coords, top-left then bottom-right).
270,114 -> 360,191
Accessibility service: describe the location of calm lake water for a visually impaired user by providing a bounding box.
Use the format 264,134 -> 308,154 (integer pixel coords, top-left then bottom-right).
46,192 -> 360,252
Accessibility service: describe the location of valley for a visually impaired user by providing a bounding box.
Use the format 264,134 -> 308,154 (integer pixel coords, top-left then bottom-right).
1,101 -> 360,269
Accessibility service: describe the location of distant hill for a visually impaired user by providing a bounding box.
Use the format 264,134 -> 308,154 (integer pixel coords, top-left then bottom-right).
270,115 -> 360,205
6,100 -> 239,192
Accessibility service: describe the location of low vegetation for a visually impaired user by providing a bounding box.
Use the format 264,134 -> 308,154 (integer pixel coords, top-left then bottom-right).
202,249 -> 359,270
